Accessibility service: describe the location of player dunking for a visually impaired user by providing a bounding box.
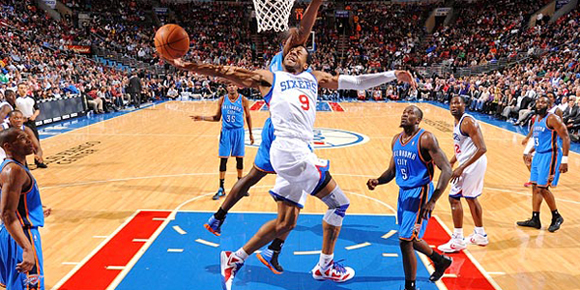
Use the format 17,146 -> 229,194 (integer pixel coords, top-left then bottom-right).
0,128 -> 49,290
166,40 -> 415,289
367,106 -> 453,290
191,83 -> 254,200
203,0 -> 324,273
517,96 -> 569,232
438,96 -> 488,253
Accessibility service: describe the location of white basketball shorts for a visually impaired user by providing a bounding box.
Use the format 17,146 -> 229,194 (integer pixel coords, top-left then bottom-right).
449,155 -> 487,199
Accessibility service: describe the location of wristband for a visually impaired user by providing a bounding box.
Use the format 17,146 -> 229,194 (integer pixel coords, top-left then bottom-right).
562,156 -> 568,164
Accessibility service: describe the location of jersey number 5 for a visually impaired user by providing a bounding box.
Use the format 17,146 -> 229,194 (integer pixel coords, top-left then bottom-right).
299,95 -> 310,110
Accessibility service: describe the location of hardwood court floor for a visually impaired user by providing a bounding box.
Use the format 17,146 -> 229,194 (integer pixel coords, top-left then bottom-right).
34,101 -> 580,289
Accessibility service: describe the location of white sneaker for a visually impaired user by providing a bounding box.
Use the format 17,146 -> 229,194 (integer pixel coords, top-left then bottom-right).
220,251 -> 244,290
466,233 -> 489,246
311,260 -> 355,282
437,237 -> 466,253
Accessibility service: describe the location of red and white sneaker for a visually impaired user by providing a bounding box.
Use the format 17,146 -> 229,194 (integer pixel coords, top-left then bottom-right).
311,260 -> 355,282
220,251 -> 244,290
437,237 -> 467,253
466,233 -> 489,246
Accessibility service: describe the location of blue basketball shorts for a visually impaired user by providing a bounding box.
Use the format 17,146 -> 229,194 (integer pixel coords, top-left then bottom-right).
254,118 -> 276,173
219,127 -> 245,158
397,182 -> 433,241
0,225 -> 44,290
530,150 -> 562,187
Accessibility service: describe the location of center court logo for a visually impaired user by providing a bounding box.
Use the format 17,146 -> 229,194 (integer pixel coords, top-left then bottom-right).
245,128 -> 369,149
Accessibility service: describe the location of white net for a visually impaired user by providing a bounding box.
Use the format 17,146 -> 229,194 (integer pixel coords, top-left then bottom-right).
253,0 -> 296,32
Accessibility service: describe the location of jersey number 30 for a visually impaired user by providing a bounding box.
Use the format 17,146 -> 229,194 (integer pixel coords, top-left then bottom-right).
299,95 -> 310,110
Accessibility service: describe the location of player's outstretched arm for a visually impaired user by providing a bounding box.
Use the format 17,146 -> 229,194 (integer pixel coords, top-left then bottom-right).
313,70 -> 417,90
191,96 -> 224,122
421,132 -> 452,219
548,114 -> 570,173
166,58 -> 273,92
0,164 -> 35,273
283,0 -> 323,56
367,134 -> 399,190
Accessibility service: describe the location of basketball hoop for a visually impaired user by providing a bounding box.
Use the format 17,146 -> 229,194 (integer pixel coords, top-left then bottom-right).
253,0 -> 295,32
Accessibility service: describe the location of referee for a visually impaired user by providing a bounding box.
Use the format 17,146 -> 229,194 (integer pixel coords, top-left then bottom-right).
16,82 -> 48,168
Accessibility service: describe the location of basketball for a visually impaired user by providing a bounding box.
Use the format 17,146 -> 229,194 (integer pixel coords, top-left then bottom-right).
154,24 -> 190,60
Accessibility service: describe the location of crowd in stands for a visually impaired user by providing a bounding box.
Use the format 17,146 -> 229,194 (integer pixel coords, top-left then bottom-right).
1,0 -> 579,141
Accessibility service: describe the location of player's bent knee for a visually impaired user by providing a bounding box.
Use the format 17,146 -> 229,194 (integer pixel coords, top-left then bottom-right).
276,219 -> 296,233
321,186 -> 350,227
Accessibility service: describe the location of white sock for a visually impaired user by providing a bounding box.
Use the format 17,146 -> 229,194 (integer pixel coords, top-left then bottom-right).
453,228 -> 464,239
235,248 -> 249,261
318,253 -> 334,269
474,227 -> 486,236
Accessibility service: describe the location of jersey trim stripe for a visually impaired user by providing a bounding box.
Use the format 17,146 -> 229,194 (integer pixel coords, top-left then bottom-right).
263,73 -> 276,105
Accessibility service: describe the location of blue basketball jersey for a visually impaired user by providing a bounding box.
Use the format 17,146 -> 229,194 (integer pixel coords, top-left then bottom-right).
393,129 -> 433,189
0,159 -> 44,227
221,94 -> 244,130
533,113 -> 559,154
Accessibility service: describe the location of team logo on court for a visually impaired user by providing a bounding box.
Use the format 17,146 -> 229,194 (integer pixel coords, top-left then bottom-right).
246,128 -> 369,149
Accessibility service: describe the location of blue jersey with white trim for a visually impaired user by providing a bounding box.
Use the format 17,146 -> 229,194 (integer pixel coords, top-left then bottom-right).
533,113 -> 560,154
221,94 -> 244,130
0,159 -> 44,227
393,129 -> 433,189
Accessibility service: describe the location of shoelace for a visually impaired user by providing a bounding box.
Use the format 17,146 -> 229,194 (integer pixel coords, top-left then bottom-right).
332,259 -> 347,274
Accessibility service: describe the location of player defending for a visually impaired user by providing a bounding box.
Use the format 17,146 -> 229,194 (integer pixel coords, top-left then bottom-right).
517,96 -> 569,232
367,106 -> 453,290
191,83 -> 254,200
0,128 -> 48,290
438,96 -> 488,253
166,38 -> 416,290
203,0 -> 324,273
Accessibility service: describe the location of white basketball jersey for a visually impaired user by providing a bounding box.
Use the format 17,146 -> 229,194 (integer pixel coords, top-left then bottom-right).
453,114 -> 480,165
268,71 -> 318,142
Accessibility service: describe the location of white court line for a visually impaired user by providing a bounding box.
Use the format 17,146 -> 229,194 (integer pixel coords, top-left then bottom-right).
381,230 -> 397,239
434,215 -> 504,290
172,226 -> 187,235
417,251 -> 448,290
488,272 -> 506,275
106,266 -> 126,270
152,217 -> 167,221
195,239 -> 219,248
51,210 -> 141,290
105,192 -> 214,290
443,274 -> 458,278
132,239 -> 148,243
61,262 -> 79,265
294,250 -> 321,255
382,253 -> 399,257
93,235 -> 108,239
167,249 -> 184,253
344,191 -> 398,219
345,242 -> 371,250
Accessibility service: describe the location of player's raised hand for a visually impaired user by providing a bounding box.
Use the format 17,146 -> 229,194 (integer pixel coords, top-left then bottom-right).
17,249 -> 35,273
366,179 -> 379,190
395,70 -> 417,89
